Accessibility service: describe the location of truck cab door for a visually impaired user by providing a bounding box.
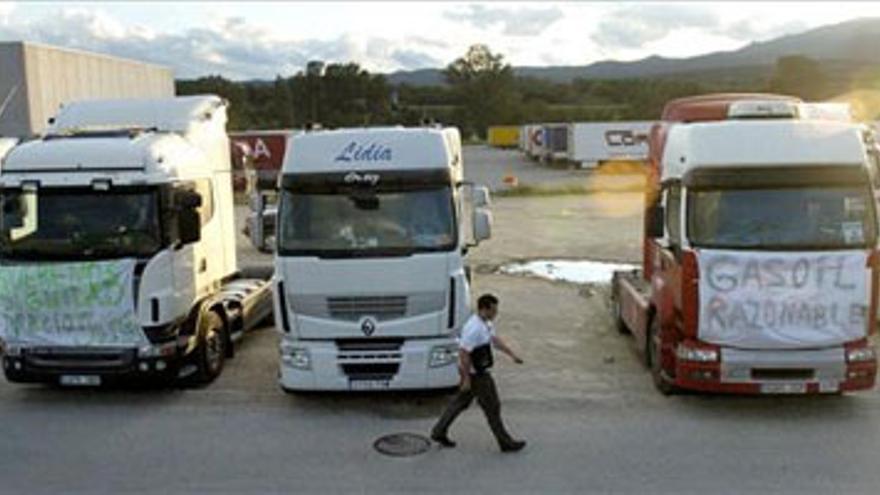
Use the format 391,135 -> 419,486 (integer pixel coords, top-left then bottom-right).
654,183 -> 685,329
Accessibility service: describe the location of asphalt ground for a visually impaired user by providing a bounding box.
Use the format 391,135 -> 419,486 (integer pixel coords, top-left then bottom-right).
1,146 -> 878,494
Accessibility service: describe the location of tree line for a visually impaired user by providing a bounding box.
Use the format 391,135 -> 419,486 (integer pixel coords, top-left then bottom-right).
176,45 -> 876,138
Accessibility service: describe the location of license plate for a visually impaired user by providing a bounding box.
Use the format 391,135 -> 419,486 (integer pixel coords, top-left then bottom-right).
59,375 -> 102,387
349,379 -> 390,391
818,380 -> 840,393
760,382 -> 806,394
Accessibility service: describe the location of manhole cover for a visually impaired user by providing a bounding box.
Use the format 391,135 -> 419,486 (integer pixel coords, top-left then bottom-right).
373,432 -> 432,457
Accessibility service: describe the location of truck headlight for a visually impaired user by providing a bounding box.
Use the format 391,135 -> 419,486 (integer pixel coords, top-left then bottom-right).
281,343 -> 311,370
846,347 -> 876,363
139,345 -> 160,358
2,342 -> 21,357
429,345 -> 458,368
676,343 -> 719,363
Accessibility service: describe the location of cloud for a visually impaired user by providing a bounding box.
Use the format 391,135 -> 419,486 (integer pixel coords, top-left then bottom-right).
390,49 -> 442,70
405,36 -> 450,51
0,7 -> 444,79
591,4 -> 720,49
444,4 -> 563,36
0,2 -> 14,20
720,18 -> 808,42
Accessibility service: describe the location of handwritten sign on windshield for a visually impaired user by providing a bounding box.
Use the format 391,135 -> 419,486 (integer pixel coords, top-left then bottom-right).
698,251 -> 869,349
0,259 -> 146,346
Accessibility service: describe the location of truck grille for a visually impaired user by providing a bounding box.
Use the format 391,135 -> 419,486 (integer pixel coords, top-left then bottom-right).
751,368 -> 815,381
24,348 -> 135,372
327,296 -> 407,321
340,362 -> 400,380
336,338 -> 404,352
290,292 -> 445,321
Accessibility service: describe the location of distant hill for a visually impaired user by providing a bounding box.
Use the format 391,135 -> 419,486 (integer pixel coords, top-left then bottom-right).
387,17 -> 880,86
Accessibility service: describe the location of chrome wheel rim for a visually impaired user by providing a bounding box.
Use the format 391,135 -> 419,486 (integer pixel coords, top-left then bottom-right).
205,327 -> 223,373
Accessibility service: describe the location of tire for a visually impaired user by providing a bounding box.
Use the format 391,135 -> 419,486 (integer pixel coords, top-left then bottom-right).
191,311 -> 227,385
648,317 -> 676,396
611,296 -> 630,335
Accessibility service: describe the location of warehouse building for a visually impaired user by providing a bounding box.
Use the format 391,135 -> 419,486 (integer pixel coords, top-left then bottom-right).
0,41 -> 174,138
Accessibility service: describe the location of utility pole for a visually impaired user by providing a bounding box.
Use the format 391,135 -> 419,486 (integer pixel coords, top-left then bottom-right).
306,60 -> 325,127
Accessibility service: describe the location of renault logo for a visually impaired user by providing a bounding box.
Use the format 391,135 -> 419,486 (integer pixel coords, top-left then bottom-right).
360,317 -> 377,337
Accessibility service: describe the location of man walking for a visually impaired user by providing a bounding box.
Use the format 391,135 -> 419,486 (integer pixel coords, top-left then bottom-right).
430,293 -> 526,453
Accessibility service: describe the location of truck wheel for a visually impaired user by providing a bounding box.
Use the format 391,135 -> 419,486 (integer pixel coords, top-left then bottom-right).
611,297 -> 630,335
648,317 -> 676,396
192,311 -> 227,385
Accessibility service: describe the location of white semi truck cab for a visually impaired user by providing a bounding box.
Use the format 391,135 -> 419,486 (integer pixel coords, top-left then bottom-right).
0,96 -> 273,386
274,127 -> 491,391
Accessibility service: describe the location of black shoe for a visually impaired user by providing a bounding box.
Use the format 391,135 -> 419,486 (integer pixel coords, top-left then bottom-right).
431,433 -> 457,448
500,440 -> 526,453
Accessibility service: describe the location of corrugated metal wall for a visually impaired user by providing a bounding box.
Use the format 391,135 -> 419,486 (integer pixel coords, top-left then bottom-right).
0,42 -> 174,138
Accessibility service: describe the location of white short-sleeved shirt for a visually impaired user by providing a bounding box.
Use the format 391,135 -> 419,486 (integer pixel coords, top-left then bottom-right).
459,314 -> 495,353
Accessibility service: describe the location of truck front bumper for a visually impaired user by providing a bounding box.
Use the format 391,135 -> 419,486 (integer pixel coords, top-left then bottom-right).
2,343 -> 180,385
279,336 -> 459,391
674,340 -> 876,394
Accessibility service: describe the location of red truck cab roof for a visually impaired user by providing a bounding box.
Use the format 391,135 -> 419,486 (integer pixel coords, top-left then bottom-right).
660,93 -> 801,122
650,93 -> 803,175
642,93 -> 801,279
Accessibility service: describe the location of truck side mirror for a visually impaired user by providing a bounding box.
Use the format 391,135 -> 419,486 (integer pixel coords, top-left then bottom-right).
2,197 -> 24,229
473,208 -> 492,243
178,208 -> 201,245
647,204 -> 665,238
472,186 -> 491,208
176,189 -> 203,209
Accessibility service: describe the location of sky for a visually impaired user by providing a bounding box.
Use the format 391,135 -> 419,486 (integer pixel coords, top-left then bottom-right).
1,1 -> 879,80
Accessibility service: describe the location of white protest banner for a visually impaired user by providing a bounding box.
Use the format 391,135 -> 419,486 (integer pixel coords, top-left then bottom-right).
0,259 -> 147,347
698,250 -> 870,349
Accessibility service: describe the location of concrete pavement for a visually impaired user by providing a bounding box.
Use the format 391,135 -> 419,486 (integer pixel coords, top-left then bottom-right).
1,146 -> 878,494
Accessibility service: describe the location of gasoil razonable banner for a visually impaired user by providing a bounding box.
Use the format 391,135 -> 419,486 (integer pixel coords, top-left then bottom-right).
0,259 -> 146,347
698,250 -> 870,349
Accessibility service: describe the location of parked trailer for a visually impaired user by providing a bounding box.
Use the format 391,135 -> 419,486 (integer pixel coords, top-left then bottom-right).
567,121 -> 654,168
0,96 -> 273,387
523,124 -> 545,160
487,126 -> 520,148
612,94 -> 878,395
231,130 -> 302,253
229,130 -> 296,192
0,41 -> 174,139
542,123 -> 568,162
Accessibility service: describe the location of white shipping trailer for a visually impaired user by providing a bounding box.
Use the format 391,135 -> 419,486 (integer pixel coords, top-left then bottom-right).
567,121 -> 654,168
0,41 -> 174,138
523,124 -> 545,160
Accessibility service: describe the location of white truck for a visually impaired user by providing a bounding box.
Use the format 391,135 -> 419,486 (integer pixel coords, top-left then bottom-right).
0,138 -> 18,162
273,127 -> 492,391
567,121 -> 654,168
0,96 -> 273,386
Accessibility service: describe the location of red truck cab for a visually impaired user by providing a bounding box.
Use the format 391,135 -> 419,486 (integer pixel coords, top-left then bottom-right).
613,94 -> 878,394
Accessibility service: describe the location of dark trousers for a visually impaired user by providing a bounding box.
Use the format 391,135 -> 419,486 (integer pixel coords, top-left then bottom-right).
431,372 -> 515,447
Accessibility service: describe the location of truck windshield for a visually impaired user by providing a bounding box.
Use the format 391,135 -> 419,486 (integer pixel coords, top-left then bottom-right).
0,188 -> 163,260
688,186 -> 876,250
278,186 -> 456,257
